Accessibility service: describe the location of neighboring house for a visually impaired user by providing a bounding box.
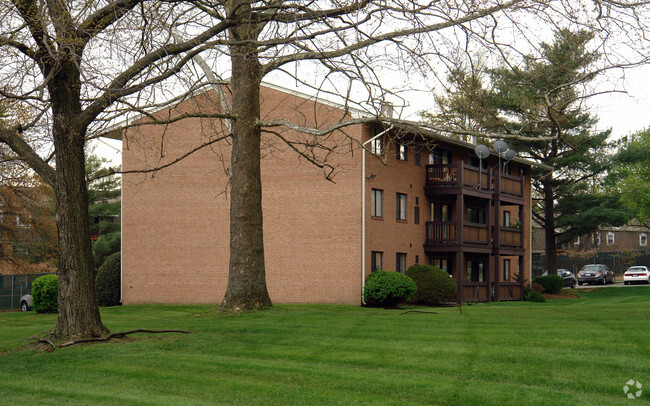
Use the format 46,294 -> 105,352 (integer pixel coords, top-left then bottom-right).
532,224 -> 650,276
0,185 -> 57,276
118,84 -> 545,305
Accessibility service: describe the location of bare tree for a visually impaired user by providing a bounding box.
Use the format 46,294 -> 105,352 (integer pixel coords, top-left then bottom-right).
1,0 -> 648,338
0,1 -> 238,340
191,0 -> 650,311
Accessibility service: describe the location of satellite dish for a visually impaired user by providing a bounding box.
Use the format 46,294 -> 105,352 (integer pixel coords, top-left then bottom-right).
474,144 -> 489,159
505,149 -> 517,160
494,140 -> 509,153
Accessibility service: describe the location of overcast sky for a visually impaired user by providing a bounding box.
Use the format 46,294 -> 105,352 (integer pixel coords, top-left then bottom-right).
90,61 -> 650,168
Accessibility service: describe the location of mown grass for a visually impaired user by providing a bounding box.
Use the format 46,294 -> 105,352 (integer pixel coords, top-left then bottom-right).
1,287 -> 649,405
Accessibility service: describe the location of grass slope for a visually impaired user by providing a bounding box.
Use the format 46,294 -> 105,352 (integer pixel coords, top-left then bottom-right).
1,287 -> 648,405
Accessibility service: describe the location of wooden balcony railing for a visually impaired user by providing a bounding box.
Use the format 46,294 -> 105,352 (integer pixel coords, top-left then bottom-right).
426,222 -> 523,248
499,227 -> 522,247
425,221 -> 457,242
425,221 -> 490,245
425,162 -> 523,197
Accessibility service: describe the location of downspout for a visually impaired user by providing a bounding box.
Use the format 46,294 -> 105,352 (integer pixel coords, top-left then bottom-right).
361,125 -> 393,304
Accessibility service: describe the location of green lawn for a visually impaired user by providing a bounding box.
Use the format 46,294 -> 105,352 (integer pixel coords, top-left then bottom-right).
1,287 -> 648,405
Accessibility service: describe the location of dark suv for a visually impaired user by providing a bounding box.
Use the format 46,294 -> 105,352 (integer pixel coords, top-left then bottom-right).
577,264 -> 615,285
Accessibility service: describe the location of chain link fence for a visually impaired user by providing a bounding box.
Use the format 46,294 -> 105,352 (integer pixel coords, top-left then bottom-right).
0,274 -> 49,310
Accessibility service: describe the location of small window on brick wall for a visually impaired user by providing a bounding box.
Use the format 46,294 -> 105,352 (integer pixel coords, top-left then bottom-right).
396,253 -> 407,274
371,251 -> 383,272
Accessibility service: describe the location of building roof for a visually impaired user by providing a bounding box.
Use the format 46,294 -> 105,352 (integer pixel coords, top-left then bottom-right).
100,81 -> 554,172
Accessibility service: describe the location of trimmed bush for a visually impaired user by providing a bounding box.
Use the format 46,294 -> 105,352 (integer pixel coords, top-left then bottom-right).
406,265 -> 456,305
32,274 -> 58,313
96,252 -> 121,307
532,274 -> 564,294
524,282 -> 546,303
363,270 -> 417,308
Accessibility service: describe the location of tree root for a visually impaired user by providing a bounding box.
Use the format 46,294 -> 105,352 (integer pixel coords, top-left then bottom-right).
21,329 -> 194,352
400,310 -> 438,315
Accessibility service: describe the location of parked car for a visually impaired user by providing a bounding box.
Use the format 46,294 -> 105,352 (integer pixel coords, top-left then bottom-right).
624,266 -> 650,285
557,269 -> 577,288
20,293 -> 32,312
577,264 -> 615,285
542,269 -> 577,288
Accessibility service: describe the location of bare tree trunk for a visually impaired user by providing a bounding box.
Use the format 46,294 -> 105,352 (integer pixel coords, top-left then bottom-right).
220,2 -> 272,311
49,62 -> 109,340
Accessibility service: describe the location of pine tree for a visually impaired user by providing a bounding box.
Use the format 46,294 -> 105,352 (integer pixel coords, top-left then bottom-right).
86,155 -> 121,268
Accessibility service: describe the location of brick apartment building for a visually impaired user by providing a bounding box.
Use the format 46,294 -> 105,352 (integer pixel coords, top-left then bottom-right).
119,84 -> 546,305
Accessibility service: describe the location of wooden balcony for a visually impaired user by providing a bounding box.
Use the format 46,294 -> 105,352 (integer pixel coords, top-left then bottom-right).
425,162 -> 523,200
425,221 -> 523,252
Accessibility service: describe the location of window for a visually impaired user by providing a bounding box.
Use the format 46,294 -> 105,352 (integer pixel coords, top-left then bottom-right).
415,255 -> 419,264
431,203 -> 450,222
396,141 -> 407,161
371,251 -> 383,272
503,259 -> 511,281
414,206 -> 420,225
16,215 -> 31,229
503,211 -> 511,227
371,189 -> 383,218
396,193 -> 407,221
396,253 -> 407,273
641,233 -> 648,247
370,138 -> 383,155
469,155 -> 487,169
430,150 -> 451,165
592,233 -> 601,245
431,258 -> 450,274
414,150 -> 421,167
573,236 -> 580,247
607,232 -> 615,245
467,260 -> 485,282
467,207 -> 486,224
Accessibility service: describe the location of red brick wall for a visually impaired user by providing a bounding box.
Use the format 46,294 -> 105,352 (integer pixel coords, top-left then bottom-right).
122,86 -> 364,305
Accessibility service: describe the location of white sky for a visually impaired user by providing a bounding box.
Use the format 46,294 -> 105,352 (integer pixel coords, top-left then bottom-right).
90,57 -> 650,168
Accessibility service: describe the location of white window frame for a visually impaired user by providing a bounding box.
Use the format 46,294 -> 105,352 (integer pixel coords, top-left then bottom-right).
607,232 -> 615,245
640,233 -> 648,247
370,138 -> 383,155
396,141 -> 407,161
573,236 -> 580,247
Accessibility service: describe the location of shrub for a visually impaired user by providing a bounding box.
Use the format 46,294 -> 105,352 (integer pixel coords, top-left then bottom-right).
524,283 -> 546,303
32,274 -> 58,313
405,265 -> 456,305
96,252 -> 121,307
532,274 -> 564,294
363,270 -> 417,308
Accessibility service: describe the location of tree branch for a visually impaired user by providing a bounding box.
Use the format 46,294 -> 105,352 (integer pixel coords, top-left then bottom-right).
0,127 -> 56,186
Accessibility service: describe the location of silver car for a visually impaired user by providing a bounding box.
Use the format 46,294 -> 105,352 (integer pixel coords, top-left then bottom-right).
20,293 -> 33,311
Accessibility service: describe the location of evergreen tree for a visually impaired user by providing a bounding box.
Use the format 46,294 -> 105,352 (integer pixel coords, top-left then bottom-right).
86,155 -> 121,267
431,29 -> 630,272
608,129 -> 650,225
